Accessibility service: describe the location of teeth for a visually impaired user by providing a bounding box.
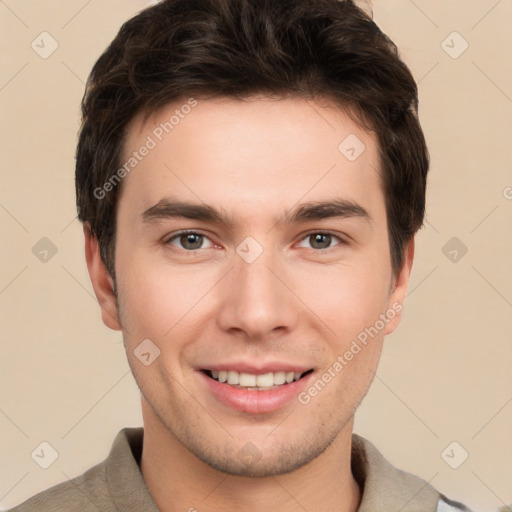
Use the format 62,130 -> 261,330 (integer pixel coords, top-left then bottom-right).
256,372 -> 274,387
227,371 -> 239,385
239,373 -> 256,386
208,369 -> 306,388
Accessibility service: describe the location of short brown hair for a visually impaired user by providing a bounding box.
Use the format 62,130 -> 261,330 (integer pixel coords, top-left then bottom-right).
75,0 -> 429,278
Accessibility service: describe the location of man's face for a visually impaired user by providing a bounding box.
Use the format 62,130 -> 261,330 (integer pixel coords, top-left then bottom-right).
108,96 -> 409,477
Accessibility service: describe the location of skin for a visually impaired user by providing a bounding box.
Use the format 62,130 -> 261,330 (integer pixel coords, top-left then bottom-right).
85,96 -> 414,512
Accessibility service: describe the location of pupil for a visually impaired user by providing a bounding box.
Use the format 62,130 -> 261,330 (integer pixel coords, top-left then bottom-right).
183,233 -> 202,250
311,233 -> 331,249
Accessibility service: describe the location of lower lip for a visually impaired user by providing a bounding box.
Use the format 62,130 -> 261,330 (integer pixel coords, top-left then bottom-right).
199,371 -> 315,414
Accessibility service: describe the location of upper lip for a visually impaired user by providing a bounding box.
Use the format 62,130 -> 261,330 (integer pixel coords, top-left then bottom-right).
198,361 -> 314,375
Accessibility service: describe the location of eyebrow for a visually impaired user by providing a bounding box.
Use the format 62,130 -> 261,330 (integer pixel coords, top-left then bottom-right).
141,197 -> 372,227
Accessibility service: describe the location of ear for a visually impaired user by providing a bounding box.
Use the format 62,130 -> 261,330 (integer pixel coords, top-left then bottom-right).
83,223 -> 122,331
384,237 -> 415,335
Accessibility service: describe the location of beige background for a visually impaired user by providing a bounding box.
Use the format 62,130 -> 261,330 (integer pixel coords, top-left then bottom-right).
0,0 -> 511,510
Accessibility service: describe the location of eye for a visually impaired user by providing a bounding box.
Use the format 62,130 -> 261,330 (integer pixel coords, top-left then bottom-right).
165,231 -> 214,251
297,232 -> 344,250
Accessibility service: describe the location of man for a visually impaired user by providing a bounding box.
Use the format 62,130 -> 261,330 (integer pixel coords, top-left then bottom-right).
8,0 -> 472,510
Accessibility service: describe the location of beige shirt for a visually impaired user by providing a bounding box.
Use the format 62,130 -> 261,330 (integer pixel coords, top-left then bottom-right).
7,427 -> 469,512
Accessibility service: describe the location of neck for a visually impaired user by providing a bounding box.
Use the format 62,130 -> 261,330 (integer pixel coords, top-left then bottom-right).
140,399 -> 361,512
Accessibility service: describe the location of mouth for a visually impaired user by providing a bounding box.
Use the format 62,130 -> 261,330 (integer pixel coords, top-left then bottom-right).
201,368 -> 314,391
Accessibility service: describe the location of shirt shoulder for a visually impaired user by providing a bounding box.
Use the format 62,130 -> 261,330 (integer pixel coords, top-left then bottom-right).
352,434 -> 473,512
6,427 -> 157,512
5,460 -> 112,512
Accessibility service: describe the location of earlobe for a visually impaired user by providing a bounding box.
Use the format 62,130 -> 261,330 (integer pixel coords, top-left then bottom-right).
83,223 -> 122,331
384,238 -> 415,335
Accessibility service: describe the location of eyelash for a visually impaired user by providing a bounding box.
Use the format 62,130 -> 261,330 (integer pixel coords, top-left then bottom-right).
164,230 -> 347,253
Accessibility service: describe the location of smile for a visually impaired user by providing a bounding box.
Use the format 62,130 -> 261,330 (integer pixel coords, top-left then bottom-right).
202,369 -> 313,390
199,368 -> 315,414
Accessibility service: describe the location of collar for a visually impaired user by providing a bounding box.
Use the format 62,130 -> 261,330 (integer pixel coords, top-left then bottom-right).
105,428 -> 440,512
351,433 -> 440,511
105,427 -> 159,511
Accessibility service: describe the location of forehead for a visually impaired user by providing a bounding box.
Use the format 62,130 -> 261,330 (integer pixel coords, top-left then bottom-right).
118,96 -> 383,221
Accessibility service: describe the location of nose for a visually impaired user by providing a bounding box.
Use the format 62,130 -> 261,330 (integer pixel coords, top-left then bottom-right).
216,245 -> 299,341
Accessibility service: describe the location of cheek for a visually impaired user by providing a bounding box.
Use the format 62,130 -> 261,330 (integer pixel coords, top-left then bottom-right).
116,253 -> 209,342
303,260 -> 391,341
